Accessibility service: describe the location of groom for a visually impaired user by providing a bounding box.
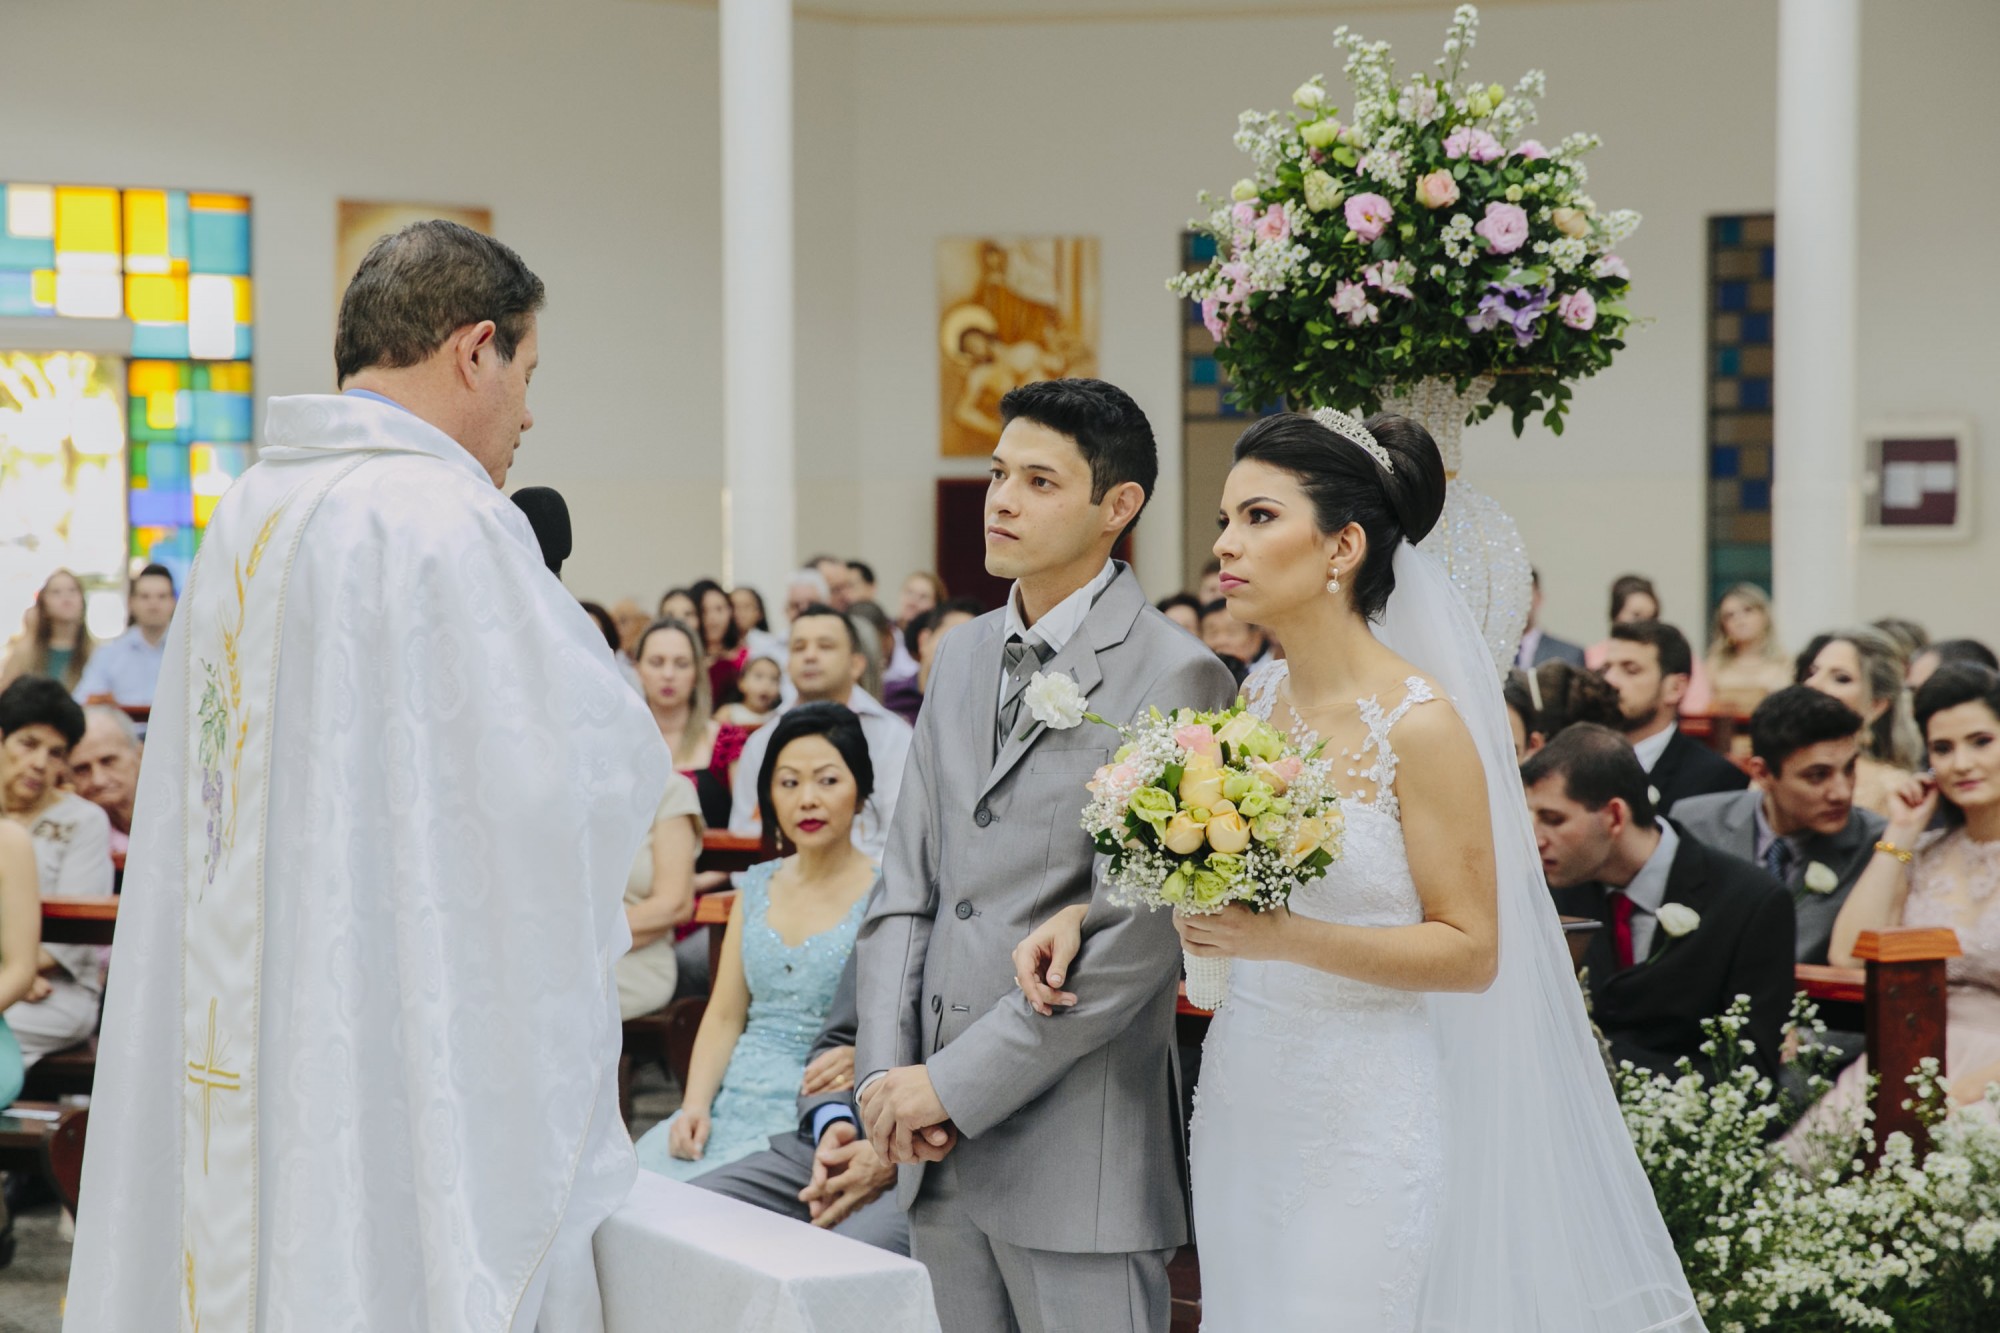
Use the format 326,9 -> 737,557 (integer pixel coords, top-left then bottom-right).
856,379 -> 1237,1332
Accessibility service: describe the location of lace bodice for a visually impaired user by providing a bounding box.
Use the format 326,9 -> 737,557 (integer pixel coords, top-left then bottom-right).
1904,829 -> 2000,993
1242,661 -> 1437,820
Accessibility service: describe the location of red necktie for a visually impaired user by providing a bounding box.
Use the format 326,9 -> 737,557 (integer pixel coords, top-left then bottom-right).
1610,891 -> 1636,970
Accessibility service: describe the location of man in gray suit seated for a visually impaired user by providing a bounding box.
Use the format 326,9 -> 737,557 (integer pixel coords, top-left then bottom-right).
856,378 -> 1237,1333
1675,685 -> 1886,965
689,955 -> 908,1253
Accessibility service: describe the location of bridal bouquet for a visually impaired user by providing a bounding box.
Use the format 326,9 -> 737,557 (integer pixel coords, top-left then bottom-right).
1080,704 -> 1344,1008
1167,3 -> 1639,434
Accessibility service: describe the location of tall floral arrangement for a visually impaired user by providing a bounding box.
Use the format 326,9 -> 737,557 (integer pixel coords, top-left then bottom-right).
1170,5 -> 1638,434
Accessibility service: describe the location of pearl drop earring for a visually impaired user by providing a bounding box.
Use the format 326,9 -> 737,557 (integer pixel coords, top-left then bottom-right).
1326,569 -> 1342,596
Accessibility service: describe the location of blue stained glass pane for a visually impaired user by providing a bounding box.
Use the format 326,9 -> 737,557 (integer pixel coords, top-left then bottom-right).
1190,233 -> 1218,263
1714,218 -> 1742,246
130,323 -> 192,358
190,210 -> 250,275
1739,312 -> 1772,344
1717,282 -> 1749,312
130,488 -> 193,527
1739,378 -> 1771,411
167,191 -> 191,263
206,443 -> 253,476
1191,357 -> 1219,386
1715,347 -> 1740,376
192,391 -> 253,441
1712,446 -> 1740,479
233,326 -> 254,359
0,270 -> 34,316
1740,479 -> 1771,512
147,443 -> 190,487
1759,247 -> 1775,279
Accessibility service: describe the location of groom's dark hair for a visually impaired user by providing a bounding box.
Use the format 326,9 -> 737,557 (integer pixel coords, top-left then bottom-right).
336,220 -> 545,384
999,378 -> 1158,536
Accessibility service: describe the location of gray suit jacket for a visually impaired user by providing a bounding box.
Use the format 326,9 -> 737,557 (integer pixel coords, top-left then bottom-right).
855,565 -> 1237,1254
1529,630 -> 1586,667
1672,788 -> 1886,965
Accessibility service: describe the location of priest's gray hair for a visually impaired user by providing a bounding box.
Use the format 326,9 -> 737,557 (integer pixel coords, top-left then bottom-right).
335,220 -> 545,384
84,705 -> 141,750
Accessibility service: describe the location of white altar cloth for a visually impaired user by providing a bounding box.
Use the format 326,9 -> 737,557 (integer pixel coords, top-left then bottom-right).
595,1174 -> 941,1333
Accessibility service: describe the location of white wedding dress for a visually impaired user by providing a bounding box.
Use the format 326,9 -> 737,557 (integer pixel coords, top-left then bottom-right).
1181,544 -> 1705,1333
1192,666 -> 1446,1329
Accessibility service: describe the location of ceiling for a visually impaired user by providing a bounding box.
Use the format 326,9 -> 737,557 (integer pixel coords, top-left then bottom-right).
649,0 -> 1598,27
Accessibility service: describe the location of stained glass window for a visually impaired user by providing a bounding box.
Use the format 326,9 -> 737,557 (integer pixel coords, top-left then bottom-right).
1705,214 -> 1775,614
1,180 -> 254,594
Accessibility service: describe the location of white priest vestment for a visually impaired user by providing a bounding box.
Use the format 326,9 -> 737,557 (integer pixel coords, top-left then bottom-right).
65,393 -> 670,1332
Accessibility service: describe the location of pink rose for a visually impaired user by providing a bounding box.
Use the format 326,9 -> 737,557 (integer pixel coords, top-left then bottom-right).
1474,201 -> 1530,255
1443,126 -> 1503,163
1414,170 -> 1460,210
1174,723 -> 1221,764
1515,139 -> 1549,160
1558,290 -> 1598,330
1592,253 -> 1631,281
1200,294 -> 1226,340
1254,206 -> 1291,244
1344,192 -> 1393,242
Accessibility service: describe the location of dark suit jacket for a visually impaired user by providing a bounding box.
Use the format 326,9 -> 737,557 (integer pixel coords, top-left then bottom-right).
1528,630 -> 1587,667
1552,824 -> 1795,1084
1672,789 -> 1886,965
1648,727 -> 1750,814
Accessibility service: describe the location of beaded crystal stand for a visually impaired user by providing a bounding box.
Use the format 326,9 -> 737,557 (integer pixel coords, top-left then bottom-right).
1377,375 -> 1532,673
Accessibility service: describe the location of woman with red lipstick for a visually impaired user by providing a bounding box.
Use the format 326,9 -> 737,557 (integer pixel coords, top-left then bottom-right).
636,618 -> 750,829
1822,663 -> 2000,1111
635,703 -> 877,1180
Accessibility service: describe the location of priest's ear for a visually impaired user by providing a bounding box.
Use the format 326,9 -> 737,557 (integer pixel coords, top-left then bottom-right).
452,320 -> 502,387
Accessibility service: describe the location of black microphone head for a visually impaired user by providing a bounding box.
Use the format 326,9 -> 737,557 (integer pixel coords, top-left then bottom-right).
511,486 -> 572,575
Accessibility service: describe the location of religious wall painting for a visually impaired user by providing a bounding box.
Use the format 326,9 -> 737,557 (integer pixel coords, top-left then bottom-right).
937,237 -> 1098,459
336,201 -> 492,313
1865,421 -> 1974,541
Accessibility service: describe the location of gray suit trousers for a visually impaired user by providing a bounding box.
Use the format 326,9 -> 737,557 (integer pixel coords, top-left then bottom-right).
690,1141 -> 911,1256
911,1156 -> 1172,1333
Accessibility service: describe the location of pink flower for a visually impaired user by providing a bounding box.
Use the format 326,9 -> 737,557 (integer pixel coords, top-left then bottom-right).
1592,253 -> 1631,281
1201,294 -> 1226,340
1174,723 -> 1221,763
1444,126 -> 1503,163
1363,260 -> 1413,299
1254,206 -> 1291,244
1250,754 -> 1305,795
1515,139 -> 1549,160
1557,289 -> 1598,330
1344,192 -> 1393,242
1333,280 -> 1379,326
1414,170 -> 1460,210
1475,201 -> 1530,255
1231,201 -> 1258,233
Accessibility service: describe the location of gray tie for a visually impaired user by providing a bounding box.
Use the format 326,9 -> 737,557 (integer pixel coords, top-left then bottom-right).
996,635 -> 1055,755
1765,838 -> 1795,885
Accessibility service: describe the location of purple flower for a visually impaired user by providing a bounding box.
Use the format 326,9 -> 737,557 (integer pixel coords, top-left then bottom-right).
1466,280 -> 1553,347
1344,193 -> 1393,243
1475,201 -> 1531,255
1444,126 -> 1503,163
1515,139 -> 1549,160
1558,290 -> 1598,330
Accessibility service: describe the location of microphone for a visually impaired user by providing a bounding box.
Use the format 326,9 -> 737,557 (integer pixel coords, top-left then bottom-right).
511,486 -> 572,576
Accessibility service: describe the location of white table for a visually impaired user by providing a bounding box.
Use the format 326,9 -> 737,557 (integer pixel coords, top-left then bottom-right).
595,1173 -> 941,1333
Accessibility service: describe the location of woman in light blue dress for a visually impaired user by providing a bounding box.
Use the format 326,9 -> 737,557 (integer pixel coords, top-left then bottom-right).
637,703 -> 879,1180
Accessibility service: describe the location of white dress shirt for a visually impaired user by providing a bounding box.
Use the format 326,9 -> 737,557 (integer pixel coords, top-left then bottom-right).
998,559 -> 1117,708
1631,723 -> 1677,774
1614,822 -> 1680,961
728,685 -> 913,863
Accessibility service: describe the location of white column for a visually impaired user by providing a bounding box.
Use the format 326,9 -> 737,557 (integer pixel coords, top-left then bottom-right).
1771,0 -> 1860,640
721,0 -> 796,596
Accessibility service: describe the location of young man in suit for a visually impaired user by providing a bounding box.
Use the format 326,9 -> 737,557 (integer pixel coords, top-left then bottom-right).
856,378 -> 1237,1333
690,956 -> 908,1253
1601,619 -> 1749,813
1516,567 -> 1586,668
1526,724 -> 1795,1084
1674,686 -> 1886,965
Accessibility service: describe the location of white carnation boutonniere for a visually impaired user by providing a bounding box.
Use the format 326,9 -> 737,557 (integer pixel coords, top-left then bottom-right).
1645,903 -> 1701,963
1019,671 -> 1090,738
1803,860 -> 1841,895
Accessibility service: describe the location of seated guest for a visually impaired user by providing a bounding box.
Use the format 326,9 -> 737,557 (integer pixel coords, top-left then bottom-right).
730,605 -> 912,863
72,564 -> 176,707
1601,620 -> 1749,813
784,567 -> 832,623
1675,687 -> 1885,964
882,598 -> 980,725
0,821 -> 40,1107
1199,598 -> 1267,681
617,769 -> 705,1020
639,704 -> 878,1180
895,571 -> 945,630
1872,616 -> 1929,663
690,954 -> 907,1253
1797,627 -> 1922,818
659,586 -> 699,625
611,597 -> 652,658
0,570 -> 93,695
1704,583 -> 1792,717
636,618 -> 750,829
1909,637 -> 1999,690
846,560 -> 878,609
1505,660 -> 1625,762
716,653 -> 785,728
68,707 -> 142,859
1516,567 -> 1585,668
730,585 -> 785,664
1526,724 -> 1794,1083
1582,573 -> 1660,671
1821,665 -> 2000,1110
1156,592 -> 1203,637
809,555 -> 858,611
846,602 -> 895,701
692,579 -> 748,705
1196,556 -> 1223,606
0,678 -> 112,1067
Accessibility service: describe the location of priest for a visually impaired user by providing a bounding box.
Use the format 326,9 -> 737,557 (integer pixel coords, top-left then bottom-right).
66,221 -> 669,1332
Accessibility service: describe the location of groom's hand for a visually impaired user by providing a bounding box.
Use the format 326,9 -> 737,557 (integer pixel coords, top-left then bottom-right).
860,1065 -> 955,1164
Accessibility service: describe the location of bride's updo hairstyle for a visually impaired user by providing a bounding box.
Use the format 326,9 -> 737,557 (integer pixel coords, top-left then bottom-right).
1231,411 -> 1448,622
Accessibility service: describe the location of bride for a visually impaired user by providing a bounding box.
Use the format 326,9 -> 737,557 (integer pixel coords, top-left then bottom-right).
1012,409 -> 1701,1330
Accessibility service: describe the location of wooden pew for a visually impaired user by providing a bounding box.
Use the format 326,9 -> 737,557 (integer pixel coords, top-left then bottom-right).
19,898 -> 119,1101
0,1102 -> 88,1216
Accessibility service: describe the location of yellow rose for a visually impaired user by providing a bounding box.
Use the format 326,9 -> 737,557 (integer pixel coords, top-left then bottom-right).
1162,812 -> 1208,856
1214,711 -> 1262,749
1178,761 -> 1228,811
1288,815 -> 1329,865
1552,207 -> 1591,239
1206,809 -> 1252,854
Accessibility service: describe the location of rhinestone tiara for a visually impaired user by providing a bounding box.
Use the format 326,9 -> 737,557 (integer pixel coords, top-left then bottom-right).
1310,406 -> 1393,475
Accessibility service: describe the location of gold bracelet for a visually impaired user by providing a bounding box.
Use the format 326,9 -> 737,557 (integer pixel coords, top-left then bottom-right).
1875,839 -> 1916,865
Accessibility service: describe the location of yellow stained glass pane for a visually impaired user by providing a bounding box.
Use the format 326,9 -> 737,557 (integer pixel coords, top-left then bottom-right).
145,390 -> 180,431
123,190 -> 170,268
125,274 -> 188,323
206,363 -> 253,393
194,493 -> 220,528
30,270 -> 55,308
188,193 -> 248,214
231,276 -> 253,324
54,187 -> 121,263
128,361 -> 185,396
